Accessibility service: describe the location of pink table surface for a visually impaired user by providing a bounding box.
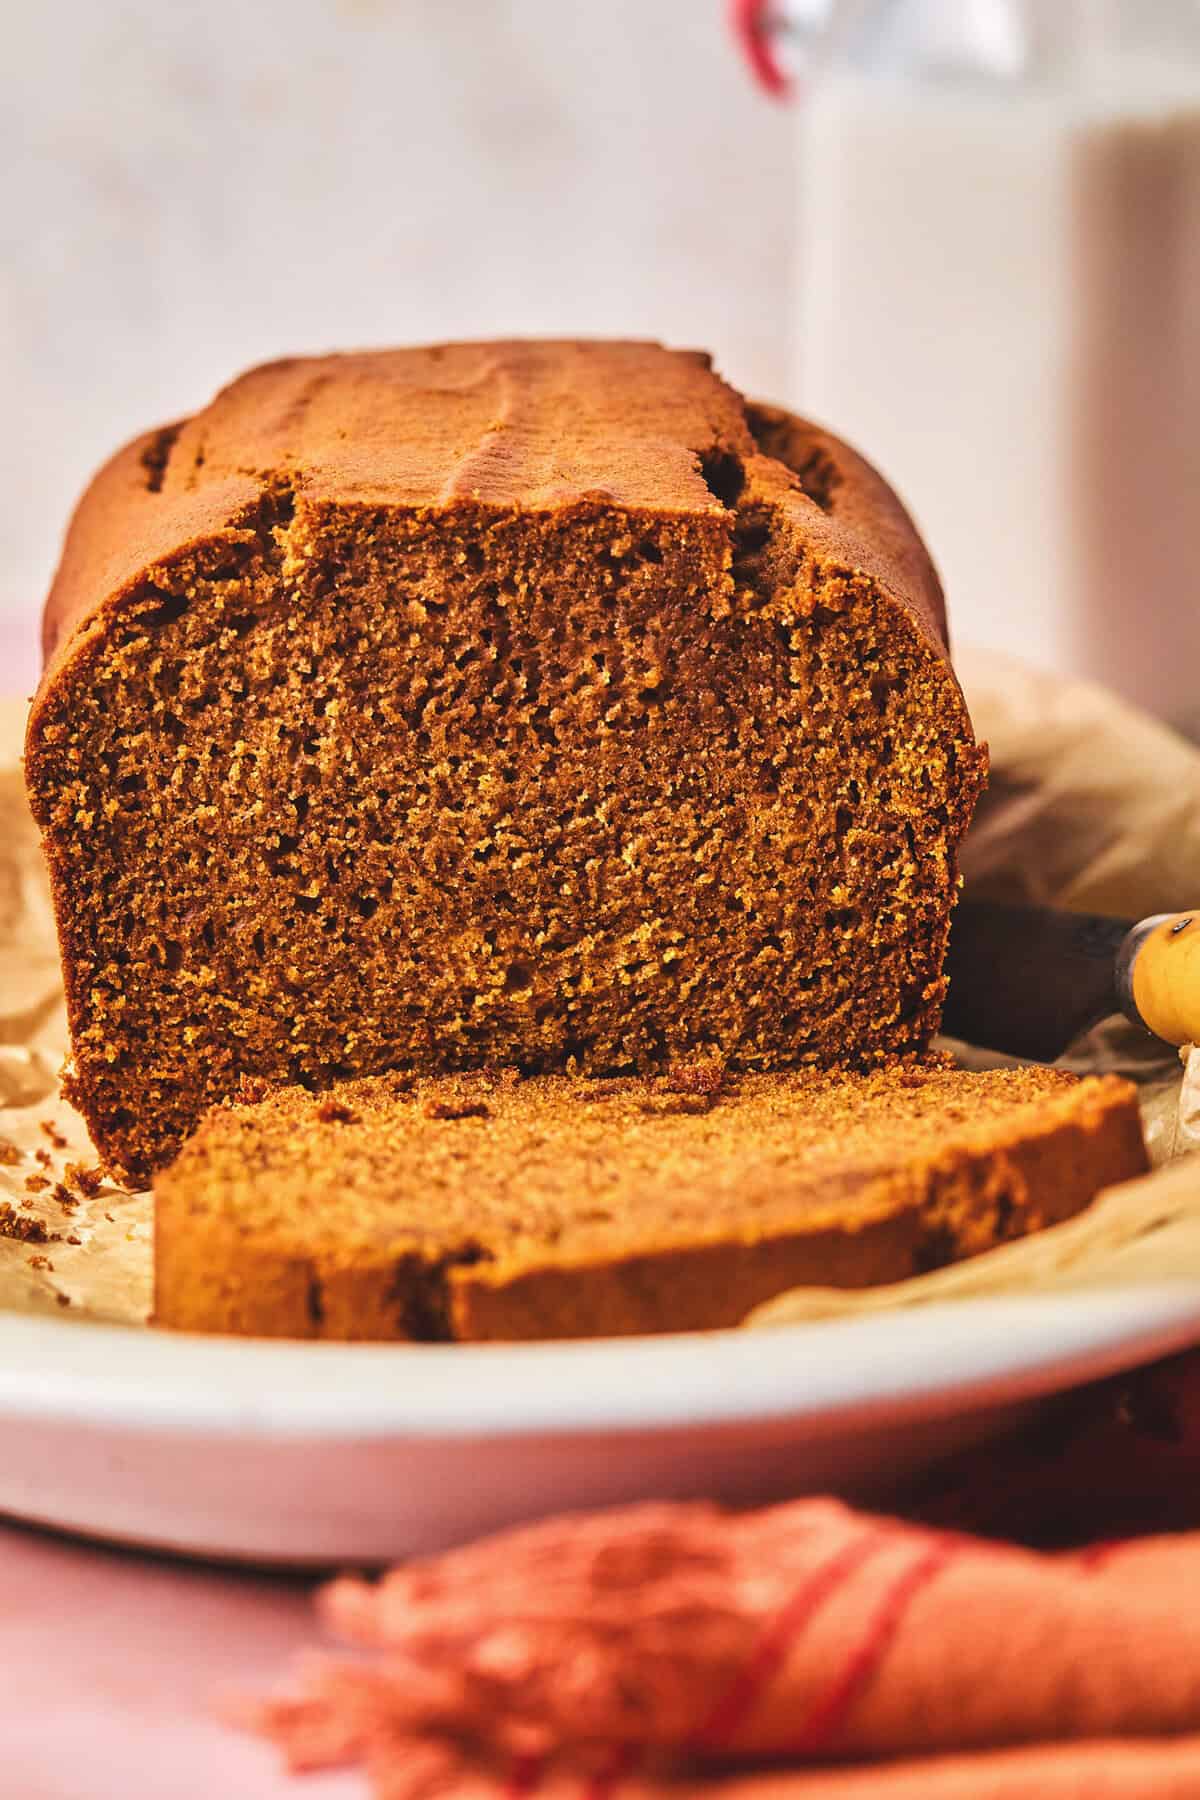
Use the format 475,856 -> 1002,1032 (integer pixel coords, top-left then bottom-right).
0,1518 -> 359,1799
0,640 -> 346,1794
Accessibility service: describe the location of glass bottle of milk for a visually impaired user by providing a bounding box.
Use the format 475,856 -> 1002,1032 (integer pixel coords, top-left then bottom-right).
789,0 -> 1200,726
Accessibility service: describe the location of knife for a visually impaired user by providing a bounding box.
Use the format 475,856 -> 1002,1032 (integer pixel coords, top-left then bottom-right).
942,900 -> 1200,1062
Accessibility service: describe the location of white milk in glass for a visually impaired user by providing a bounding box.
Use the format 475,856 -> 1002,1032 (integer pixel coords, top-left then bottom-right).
795,42 -> 1200,724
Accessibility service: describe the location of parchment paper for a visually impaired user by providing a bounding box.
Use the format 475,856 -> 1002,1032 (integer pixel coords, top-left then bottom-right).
0,699 -> 151,1324
1,654 -> 1198,1337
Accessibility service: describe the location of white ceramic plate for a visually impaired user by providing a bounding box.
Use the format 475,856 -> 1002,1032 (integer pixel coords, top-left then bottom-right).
2,1287 -> 1199,1565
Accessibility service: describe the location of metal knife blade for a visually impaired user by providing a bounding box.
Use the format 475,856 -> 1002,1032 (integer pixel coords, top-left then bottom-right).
942,899 -> 1133,1061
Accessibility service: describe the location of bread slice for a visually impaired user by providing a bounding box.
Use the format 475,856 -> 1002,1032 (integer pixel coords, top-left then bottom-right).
153,1064 -> 1146,1341
26,341 -> 985,1185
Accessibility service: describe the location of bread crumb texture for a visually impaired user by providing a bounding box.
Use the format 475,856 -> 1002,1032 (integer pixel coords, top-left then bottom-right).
154,1063 -> 1146,1341
27,342 -> 986,1184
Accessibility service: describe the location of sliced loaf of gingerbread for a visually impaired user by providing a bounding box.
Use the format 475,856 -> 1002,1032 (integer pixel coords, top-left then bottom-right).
154,1064 -> 1146,1341
27,342 -> 986,1183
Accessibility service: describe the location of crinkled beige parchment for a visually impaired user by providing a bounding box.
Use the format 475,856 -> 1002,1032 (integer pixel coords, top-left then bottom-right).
2,655 -> 1199,1337
0,698 -> 151,1325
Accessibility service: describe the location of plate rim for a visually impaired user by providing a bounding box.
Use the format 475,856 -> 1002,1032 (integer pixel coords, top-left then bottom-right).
3,1283 -> 1200,1441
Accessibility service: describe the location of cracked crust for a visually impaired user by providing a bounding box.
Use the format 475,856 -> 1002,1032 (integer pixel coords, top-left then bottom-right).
38,343 -> 952,678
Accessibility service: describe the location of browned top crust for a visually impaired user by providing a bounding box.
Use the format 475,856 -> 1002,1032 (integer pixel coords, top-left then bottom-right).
38,341 -> 949,682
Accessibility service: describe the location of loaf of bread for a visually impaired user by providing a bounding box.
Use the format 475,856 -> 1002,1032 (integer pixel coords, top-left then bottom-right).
27,342 -> 986,1184
154,1064 -> 1146,1340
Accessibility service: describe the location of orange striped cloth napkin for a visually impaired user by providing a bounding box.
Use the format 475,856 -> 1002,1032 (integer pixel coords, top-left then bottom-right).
244,1349 -> 1200,1799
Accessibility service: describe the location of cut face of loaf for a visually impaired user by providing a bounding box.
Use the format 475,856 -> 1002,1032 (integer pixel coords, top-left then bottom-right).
27,342 -> 987,1183
153,1065 -> 1148,1341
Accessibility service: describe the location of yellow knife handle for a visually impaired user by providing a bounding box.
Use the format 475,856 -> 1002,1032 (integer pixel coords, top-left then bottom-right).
1121,912 -> 1200,1047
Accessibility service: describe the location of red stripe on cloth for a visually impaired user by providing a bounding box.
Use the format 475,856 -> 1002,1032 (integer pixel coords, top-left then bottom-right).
583,1742 -> 640,1800
506,1751 -> 546,1797
784,1539 -> 959,1757
690,1529 -> 891,1751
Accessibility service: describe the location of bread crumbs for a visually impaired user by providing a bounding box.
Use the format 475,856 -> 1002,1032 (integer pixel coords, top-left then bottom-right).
64,1163 -> 104,1196
422,1097 -> 491,1121
0,1204 -> 55,1245
316,1098 -> 359,1125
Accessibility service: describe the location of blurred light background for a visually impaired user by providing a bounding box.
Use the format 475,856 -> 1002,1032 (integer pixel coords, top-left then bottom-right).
2,0 -> 790,691
6,0 -> 1199,728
